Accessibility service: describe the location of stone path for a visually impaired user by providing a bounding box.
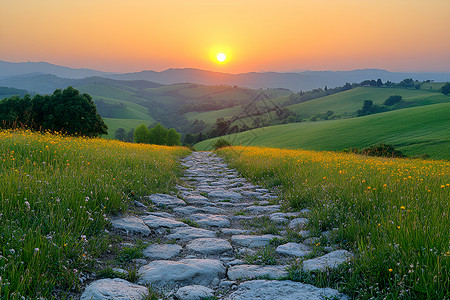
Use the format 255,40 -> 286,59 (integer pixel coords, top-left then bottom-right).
81,152 -> 352,300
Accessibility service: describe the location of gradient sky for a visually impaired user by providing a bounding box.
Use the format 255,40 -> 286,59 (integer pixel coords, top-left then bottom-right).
1,0 -> 450,73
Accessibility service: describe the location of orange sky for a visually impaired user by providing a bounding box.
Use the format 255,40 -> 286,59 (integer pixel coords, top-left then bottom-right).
1,0 -> 450,73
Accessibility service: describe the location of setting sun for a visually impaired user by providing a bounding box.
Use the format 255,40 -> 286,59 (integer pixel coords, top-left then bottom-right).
217,53 -> 226,63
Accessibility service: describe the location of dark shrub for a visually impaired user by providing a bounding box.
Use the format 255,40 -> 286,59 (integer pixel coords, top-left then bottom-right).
361,144 -> 406,158
212,138 -> 232,150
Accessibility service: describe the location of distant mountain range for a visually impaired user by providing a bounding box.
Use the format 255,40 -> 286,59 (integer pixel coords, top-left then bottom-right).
1,60 -> 450,92
0,73 -> 163,94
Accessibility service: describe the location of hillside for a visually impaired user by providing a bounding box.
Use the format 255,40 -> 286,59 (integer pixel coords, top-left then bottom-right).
185,85 -> 448,129
0,86 -> 30,98
286,86 -> 449,119
195,102 -> 450,160
0,73 -> 292,136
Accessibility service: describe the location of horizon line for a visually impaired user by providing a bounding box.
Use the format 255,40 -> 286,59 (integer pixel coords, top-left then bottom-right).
2,59 -> 450,75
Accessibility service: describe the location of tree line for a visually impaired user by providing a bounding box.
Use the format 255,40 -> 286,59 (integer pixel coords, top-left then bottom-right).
115,123 -> 181,146
0,87 -> 107,137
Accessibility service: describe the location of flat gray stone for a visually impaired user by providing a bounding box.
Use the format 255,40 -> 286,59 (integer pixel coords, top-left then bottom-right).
147,211 -> 175,219
219,280 -> 236,289
174,206 -> 225,215
255,195 -> 277,201
184,194 -> 210,204
243,205 -> 281,214
138,259 -> 226,288
186,238 -> 233,255
230,215 -> 257,221
143,243 -> 182,260
228,182 -> 243,188
226,259 -> 245,266
227,265 -> 288,280
289,218 -> 308,229
189,214 -> 230,228
225,280 -> 349,300
220,228 -> 250,235
146,193 -> 186,208
269,212 -> 299,223
167,227 -> 216,242
240,191 -> 263,197
208,189 -> 243,200
216,202 -> 250,208
231,234 -> 281,248
110,216 -> 151,236
209,181 -> 229,186
81,278 -> 148,300
141,215 -> 187,229
303,250 -> 354,271
276,242 -> 312,257
175,285 -> 214,300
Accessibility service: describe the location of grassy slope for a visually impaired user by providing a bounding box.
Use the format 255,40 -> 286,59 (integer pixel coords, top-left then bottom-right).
196,102 -> 450,160
77,84 -> 156,138
0,130 -> 190,298
185,87 -> 447,125
77,83 -> 287,134
185,95 -> 290,123
286,87 -> 449,118
218,146 -> 450,298
185,106 -> 243,123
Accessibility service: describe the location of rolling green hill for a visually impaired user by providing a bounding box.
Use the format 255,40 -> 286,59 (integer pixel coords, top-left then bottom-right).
286,86 -> 449,119
195,102 -> 450,160
74,82 -> 290,137
185,86 -> 448,128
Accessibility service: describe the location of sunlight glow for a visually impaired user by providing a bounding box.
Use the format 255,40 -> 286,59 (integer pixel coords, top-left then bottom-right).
217,53 -> 226,62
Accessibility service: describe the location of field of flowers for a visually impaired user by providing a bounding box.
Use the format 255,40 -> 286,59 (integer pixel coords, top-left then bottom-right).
218,146 -> 450,299
0,130 -> 190,298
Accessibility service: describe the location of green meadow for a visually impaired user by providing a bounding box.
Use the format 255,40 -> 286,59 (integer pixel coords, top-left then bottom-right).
286,86 -> 449,119
0,130 -> 189,298
196,102 -> 450,160
217,146 -> 450,299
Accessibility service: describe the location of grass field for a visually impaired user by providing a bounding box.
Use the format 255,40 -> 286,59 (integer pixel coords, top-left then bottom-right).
0,130 -> 190,298
196,102 -> 450,160
217,146 -> 450,299
186,86 -> 448,127
185,95 -> 290,124
286,86 -> 449,119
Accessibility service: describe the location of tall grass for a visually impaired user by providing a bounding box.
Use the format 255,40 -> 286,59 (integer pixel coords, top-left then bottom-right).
0,130 -> 190,299
218,146 -> 450,299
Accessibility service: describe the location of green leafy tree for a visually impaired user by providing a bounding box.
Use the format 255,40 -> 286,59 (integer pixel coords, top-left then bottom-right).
166,128 -> 181,146
115,128 -> 126,141
134,124 -> 151,143
126,128 -> 134,142
376,78 -> 383,87
212,138 -> 232,150
149,123 -> 168,145
183,133 -> 195,145
0,94 -> 33,127
43,87 -> 108,136
0,87 -> 107,136
384,95 -> 402,106
440,82 -> 450,95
